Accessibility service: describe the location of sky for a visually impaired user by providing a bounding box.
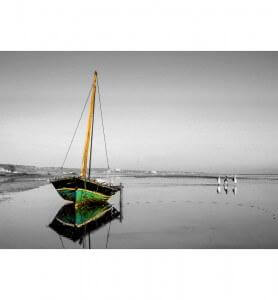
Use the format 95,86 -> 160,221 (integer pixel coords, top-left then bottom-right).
1,52 -> 278,173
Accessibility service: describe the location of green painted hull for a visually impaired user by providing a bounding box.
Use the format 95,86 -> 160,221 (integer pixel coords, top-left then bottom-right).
57,187 -> 110,206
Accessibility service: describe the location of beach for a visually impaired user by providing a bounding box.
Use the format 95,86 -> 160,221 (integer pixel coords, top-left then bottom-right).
1,175 -> 278,248
0,175 -> 49,194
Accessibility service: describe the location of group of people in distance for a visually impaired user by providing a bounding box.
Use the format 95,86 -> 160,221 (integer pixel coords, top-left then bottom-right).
217,175 -> 237,195
218,175 -> 237,185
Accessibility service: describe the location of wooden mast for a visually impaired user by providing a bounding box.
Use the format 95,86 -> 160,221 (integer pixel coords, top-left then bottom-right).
80,71 -> 97,178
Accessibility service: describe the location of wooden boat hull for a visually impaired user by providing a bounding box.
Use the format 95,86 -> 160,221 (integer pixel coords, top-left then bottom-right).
51,177 -> 121,206
56,187 -> 110,204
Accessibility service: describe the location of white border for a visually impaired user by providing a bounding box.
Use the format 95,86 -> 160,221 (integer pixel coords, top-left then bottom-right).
0,0 -> 278,50
0,250 -> 277,300
1,1 -> 278,299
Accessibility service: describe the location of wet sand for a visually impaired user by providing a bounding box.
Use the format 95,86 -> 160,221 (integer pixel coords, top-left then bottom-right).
0,175 -> 49,193
1,176 -> 278,248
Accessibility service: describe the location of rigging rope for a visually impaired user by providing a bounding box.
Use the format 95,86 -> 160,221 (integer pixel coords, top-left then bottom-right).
60,84 -> 93,170
96,76 -> 110,170
60,74 -> 110,173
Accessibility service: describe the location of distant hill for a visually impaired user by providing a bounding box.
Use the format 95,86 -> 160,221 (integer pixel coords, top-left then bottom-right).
1,163 -> 278,180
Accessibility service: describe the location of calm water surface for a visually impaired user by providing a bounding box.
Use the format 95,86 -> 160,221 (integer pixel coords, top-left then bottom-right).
1,177 -> 278,248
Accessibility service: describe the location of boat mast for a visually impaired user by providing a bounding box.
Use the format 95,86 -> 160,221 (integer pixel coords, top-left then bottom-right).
80,71 -> 97,178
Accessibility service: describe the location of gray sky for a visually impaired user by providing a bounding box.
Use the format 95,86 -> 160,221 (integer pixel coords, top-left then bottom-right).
1,52 -> 278,172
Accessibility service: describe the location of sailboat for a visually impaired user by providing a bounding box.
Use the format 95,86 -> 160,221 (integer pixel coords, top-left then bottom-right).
49,184 -> 123,248
51,71 -> 121,207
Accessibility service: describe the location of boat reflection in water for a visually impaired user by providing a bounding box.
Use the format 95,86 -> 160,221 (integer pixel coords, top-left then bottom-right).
49,192 -> 123,248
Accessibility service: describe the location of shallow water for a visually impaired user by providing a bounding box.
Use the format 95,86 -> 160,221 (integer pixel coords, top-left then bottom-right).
1,177 -> 278,248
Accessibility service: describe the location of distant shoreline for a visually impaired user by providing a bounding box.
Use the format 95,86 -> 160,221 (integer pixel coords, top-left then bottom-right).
1,172 -> 278,195
0,175 -> 49,194
1,163 -> 278,177
1,163 -> 278,194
